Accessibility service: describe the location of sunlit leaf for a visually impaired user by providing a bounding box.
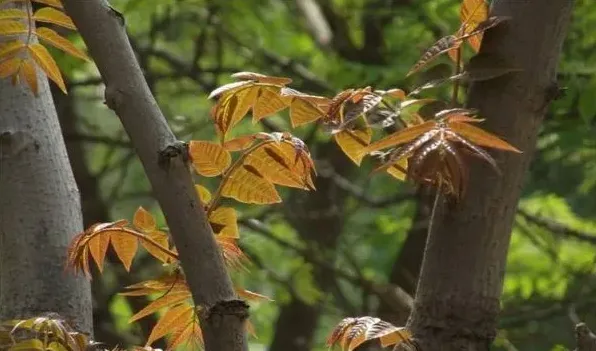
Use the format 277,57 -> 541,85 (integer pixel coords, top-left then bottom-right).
195,184 -> 212,204
20,60 -> 38,95
109,230 -> 139,271
27,43 -> 66,93
448,121 -> 521,152
87,233 -> 110,272
252,86 -> 288,122
244,141 -> 315,190
232,71 -> 292,85
236,288 -> 273,301
334,126 -> 372,165
363,120 -> 435,154
129,291 -> 191,323
35,27 -> 90,61
141,230 -> 171,263
460,0 -> 488,52
133,206 -> 156,233
223,134 -> 258,151
326,317 -> 412,351
33,7 -> 76,30
0,8 -> 27,20
189,140 -> 232,177
8,339 -> 44,351
0,20 -> 28,36
221,164 -> 281,204
0,57 -> 20,78
145,304 -> 194,346
0,40 -> 26,59
209,207 -> 239,238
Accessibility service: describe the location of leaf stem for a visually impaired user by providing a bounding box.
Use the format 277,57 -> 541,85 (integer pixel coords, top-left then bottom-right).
25,0 -> 33,46
451,47 -> 462,106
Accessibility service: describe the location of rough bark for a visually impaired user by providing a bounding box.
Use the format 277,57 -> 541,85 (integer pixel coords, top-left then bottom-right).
0,4 -> 92,334
269,144 -> 351,351
406,1 -> 574,350
61,1 -> 247,350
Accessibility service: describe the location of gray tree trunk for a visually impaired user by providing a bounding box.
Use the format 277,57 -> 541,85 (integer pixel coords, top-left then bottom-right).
0,3 -> 92,335
406,1 -> 574,350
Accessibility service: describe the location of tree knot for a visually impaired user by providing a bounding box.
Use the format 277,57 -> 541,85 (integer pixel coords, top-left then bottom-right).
158,140 -> 190,169
205,299 -> 250,321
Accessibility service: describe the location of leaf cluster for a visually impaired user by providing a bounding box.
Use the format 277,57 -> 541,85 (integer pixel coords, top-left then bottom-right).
0,0 -> 89,94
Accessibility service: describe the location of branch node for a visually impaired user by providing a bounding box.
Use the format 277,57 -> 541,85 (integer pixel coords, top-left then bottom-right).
206,299 -> 250,322
158,140 -> 190,169
107,5 -> 126,26
104,86 -> 125,112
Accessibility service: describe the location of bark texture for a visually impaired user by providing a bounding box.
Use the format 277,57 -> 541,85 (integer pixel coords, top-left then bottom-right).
406,1 -> 574,350
0,4 -> 92,333
61,1 -> 247,350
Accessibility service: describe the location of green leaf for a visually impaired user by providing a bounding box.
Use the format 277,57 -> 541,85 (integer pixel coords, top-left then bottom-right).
578,79 -> 596,124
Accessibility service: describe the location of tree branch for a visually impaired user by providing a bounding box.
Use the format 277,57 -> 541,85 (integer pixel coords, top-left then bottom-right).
62,2 -> 247,351
517,208 -> 596,246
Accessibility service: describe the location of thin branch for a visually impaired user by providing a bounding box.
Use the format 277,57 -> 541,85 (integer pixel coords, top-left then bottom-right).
239,218 -> 413,314
62,2 -> 248,351
518,208 -> 596,245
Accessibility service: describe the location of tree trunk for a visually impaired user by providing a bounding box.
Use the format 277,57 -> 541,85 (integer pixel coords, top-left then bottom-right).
0,4 -> 93,334
62,2 -> 248,350
406,1 -> 574,350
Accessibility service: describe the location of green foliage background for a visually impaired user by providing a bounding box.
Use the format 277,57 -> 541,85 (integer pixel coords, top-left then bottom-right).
57,0 -> 596,350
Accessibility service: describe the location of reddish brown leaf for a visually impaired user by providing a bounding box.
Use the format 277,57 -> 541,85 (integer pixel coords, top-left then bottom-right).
448,121 -> 521,152
407,35 -> 463,76
109,230 -> 139,272
133,206 -> 156,233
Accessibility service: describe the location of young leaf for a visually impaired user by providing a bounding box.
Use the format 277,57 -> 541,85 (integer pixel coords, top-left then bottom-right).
252,86 -> 288,122
35,27 -> 90,61
221,164 -> 282,204
0,57 -> 21,78
33,7 -> 76,30
20,60 -> 38,95
407,35 -> 462,76
189,140 -> 232,177
195,184 -> 212,204
0,8 -> 27,20
133,206 -> 156,233
87,233 -> 110,272
145,304 -> 194,346
141,230 -> 171,263
209,207 -> 239,238
363,120 -> 436,154
460,0 -> 488,51
448,121 -> 521,152
243,141 -> 315,190
0,20 -> 28,36
27,43 -> 66,93
0,40 -> 26,59
231,71 -> 292,85
334,126 -> 372,165
326,317 -> 412,351
222,134 -> 258,151
129,291 -> 192,323
109,230 -> 139,271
